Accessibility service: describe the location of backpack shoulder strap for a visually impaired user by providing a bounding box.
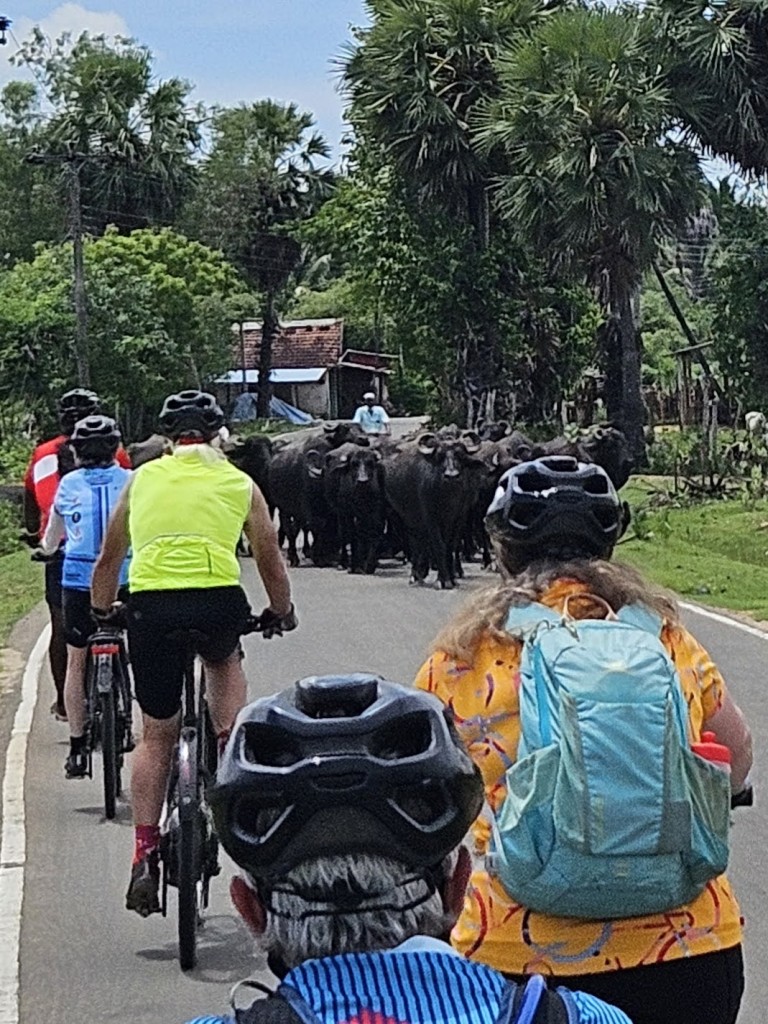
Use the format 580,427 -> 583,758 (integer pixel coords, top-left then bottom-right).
235,993 -> 306,1024
505,601 -> 560,636
615,602 -> 663,637
501,977 -> 570,1024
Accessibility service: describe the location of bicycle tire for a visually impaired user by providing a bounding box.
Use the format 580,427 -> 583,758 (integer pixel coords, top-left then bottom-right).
177,727 -> 200,971
99,689 -> 118,820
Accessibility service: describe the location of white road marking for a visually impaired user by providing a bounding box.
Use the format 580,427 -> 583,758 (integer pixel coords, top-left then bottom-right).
0,625 -> 50,1024
680,601 -> 768,642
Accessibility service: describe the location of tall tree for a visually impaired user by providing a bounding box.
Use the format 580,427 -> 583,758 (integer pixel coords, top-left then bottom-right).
342,0 -> 551,424
186,100 -> 333,418
478,6 -> 703,460
12,30 -> 202,232
0,82 -> 64,264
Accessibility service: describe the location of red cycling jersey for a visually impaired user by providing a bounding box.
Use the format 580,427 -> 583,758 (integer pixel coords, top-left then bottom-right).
24,435 -> 131,536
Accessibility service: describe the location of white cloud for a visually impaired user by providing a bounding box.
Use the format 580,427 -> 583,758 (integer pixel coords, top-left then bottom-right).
1,4 -> 130,94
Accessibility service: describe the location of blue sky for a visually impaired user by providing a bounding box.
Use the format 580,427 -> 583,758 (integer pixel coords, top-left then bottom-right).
0,1 -> 368,154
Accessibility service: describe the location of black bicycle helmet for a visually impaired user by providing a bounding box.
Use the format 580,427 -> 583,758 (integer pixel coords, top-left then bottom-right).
211,674 -> 484,881
58,388 -> 100,433
485,455 -> 625,563
158,390 -> 224,441
70,415 -> 121,466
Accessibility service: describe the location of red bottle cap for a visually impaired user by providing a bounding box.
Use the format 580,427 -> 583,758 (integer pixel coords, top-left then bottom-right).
691,731 -> 731,767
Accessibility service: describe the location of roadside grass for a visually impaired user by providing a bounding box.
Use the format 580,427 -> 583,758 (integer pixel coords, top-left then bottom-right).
0,549 -> 43,647
620,477 -> 768,620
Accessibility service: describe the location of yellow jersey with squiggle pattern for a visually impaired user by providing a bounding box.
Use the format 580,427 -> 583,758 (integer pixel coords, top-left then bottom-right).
414,579 -> 742,976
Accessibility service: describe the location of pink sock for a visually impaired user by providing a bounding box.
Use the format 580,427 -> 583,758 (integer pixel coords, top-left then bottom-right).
133,825 -> 160,865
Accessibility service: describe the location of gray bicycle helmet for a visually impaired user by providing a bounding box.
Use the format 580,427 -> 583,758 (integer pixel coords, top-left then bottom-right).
58,388 -> 100,433
70,415 -> 121,466
159,390 -> 224,441
211,674 -> 484,881
485,455 -> 626,565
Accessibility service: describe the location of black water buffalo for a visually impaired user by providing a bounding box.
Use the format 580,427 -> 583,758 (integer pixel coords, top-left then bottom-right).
531,425 -> 632,490
323,443 -> 386,574
224,434 -> 274,508
269,424 -> 369,567
127,433 -> 171,468
384,430 -> 484,588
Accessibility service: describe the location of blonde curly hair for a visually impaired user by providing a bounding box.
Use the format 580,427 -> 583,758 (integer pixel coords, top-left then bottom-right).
431,555 -> 680,663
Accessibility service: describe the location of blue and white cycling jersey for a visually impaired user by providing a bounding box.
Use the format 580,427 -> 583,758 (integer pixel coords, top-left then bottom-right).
52,464 -> 131,591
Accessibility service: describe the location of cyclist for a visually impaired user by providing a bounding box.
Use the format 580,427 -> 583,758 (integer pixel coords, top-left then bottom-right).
23,389 -> 130,720
90,390 -> 296,919
40,416 -> 132,778
185,674 -> 630,1024
415,457 -> 753,1024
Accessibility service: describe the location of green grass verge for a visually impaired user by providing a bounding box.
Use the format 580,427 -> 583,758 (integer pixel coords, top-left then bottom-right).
619,479 -> 768,620
0,549 -> 44,647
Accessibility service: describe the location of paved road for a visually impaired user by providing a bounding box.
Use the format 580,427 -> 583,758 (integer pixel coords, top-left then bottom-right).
12,563 -> 767,1023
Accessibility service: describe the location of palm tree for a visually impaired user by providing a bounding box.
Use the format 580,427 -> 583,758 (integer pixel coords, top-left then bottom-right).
188,101 -> 334,418
342,0 -> 553,424
16,31 -> 201,231
652,0 -> 768,177
477,6 -> 703,461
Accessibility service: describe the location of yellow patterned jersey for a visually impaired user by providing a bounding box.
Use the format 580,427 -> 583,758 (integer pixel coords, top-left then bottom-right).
414,579 -> 743,976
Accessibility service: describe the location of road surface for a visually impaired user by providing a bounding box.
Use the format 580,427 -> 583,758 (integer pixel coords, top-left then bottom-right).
6,561 -> 767,1023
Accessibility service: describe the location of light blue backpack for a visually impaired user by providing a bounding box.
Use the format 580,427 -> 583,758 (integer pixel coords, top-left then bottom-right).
489,598 -> 731,919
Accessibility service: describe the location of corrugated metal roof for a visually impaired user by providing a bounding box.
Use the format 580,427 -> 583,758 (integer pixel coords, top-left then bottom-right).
216,368 -> 327,385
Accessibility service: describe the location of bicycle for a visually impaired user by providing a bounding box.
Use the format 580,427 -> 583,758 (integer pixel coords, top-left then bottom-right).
84,616 -> 134,820
159,613 -> 283,972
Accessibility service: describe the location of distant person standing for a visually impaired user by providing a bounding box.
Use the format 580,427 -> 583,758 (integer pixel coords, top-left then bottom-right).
352,391 -> 391,436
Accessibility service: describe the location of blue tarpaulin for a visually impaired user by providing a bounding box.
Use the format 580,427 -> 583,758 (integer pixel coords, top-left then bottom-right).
230,392 -> 313,425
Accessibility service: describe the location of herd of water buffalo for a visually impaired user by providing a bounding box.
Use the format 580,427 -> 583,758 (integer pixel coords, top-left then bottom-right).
180,420 -> 634,590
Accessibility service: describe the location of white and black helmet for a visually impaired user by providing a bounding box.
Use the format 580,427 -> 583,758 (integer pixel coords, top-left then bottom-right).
70,415 -> 121,465
485,456 -> 626,562
211,674 -> 484,882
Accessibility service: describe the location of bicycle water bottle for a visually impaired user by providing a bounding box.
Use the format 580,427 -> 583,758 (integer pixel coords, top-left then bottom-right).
691,732 -> 731,774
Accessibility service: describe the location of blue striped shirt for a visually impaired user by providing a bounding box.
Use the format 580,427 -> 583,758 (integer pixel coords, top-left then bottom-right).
185,944 -> 631,1024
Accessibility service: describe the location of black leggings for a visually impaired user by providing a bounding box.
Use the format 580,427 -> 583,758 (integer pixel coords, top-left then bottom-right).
506,946 -> 744,1024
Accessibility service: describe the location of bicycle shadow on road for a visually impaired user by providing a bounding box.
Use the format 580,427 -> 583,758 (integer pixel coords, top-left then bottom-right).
134,912 -> 264,983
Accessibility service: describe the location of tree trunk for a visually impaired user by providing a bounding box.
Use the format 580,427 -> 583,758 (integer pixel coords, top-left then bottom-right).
609,276 -> 646,467
257,293 -> 278,420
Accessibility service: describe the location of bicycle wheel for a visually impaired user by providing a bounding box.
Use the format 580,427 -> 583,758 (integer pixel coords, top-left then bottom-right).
99,689 -> 118,820
177,727 -> 199,971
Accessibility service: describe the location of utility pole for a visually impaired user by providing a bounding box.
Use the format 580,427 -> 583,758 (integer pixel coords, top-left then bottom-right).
69,159 -> 89,386
28,149 -> 91,386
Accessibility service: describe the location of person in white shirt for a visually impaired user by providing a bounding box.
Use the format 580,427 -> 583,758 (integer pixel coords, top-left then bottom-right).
352,391 -> 391,435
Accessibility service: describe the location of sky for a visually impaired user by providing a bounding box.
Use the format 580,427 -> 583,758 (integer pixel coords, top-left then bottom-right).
0,1 -> 369,154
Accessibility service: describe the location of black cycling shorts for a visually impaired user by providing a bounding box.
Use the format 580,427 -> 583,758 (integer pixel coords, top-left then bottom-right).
62,586 -> 129,648
127,586 -> 251,721
44,550 -> 64,609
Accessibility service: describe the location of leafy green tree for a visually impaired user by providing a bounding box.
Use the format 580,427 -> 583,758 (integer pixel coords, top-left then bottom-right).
185,100 -> 334,418
653,0 -> 768,176
478,6 -> 703,459
0,228 -> 248,436
11,30 -> 202,231
708,187 -> 768,408
0,82 -> 64,264
342,0 -> 552,423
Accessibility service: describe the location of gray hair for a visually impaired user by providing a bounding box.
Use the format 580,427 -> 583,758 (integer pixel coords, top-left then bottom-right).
256,852 -> 455,969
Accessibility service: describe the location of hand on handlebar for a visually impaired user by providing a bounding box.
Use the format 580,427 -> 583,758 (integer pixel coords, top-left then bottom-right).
90,601 -> 127,628
731,785 -> 754,809
256,604 -> 298,639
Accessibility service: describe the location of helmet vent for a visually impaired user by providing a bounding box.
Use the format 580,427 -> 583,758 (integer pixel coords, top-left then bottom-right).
369,712 -> 433,760
393,782 -> 450,827
311,772 -> 366,792
241,723 -> 301,767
